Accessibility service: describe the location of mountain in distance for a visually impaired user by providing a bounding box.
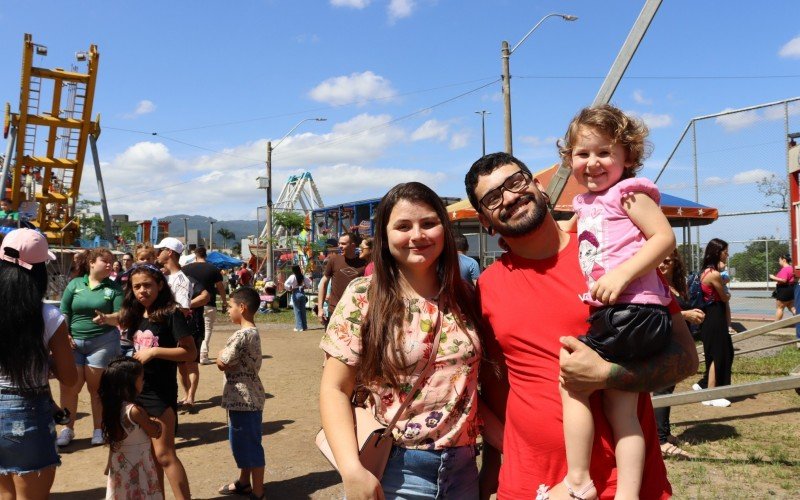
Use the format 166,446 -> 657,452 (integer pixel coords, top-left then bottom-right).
161,214 -> 262,249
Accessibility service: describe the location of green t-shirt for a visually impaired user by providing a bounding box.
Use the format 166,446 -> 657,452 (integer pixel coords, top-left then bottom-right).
0,210 -> 19,221
60,275 -> 124,339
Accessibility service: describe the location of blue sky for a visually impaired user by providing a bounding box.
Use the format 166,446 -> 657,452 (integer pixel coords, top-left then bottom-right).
1,0 -> 799,246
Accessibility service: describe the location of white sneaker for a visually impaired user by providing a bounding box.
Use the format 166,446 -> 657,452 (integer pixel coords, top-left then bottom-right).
702,398 -> 731,407
199,357 -> 213,365
91,428 -> 105,445
56,427 -> 74,447
692,383 -> 702,391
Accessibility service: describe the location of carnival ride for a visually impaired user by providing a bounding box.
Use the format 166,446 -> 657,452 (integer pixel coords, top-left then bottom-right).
2,33 -> 111,246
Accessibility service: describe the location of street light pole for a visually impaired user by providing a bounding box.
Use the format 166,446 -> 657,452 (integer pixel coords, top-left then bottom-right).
475,110 -> 490,156
208,218 -> 216,250
502,13 -> 578,154
262,117 -> 326,281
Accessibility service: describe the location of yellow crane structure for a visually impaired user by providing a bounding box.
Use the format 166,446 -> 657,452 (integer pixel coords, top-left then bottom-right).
2,33 -> 109,245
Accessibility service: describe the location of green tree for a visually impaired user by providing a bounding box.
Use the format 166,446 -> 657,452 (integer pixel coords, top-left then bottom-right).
273,211 -> 306,248
728,237 -> 789,282
217,228 -> 236,250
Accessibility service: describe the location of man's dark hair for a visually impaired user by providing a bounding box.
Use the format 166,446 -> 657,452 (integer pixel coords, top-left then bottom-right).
454,233 -> 469,253
340,232 -> 361,246
464,152 -> 532,211
231,286 -> 260,314
194,246 -> 207,258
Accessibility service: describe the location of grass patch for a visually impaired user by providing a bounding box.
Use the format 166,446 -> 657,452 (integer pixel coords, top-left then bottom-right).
669,345 -> 800,496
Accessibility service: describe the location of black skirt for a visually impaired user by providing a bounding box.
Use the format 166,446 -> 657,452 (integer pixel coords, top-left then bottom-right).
579,303 -> 672,363
698,301 -> 733,387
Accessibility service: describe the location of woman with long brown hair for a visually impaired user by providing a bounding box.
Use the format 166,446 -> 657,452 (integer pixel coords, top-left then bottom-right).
319,182 -> 499,499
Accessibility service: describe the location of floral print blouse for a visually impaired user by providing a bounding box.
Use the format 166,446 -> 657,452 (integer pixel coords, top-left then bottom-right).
320,276 -> 482,450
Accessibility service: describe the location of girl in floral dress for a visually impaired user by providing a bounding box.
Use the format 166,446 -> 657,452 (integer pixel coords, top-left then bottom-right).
100,357 -> 163,500
319,182 -> 503,499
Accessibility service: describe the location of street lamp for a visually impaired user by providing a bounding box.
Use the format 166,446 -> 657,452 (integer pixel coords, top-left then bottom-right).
259,117 -> 326,280
502,13 -> 577,154
475,110 -> 490,156
208,218 -> 216,250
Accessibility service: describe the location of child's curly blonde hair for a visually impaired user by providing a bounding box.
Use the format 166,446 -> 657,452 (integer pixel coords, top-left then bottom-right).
558,104 -> 652,180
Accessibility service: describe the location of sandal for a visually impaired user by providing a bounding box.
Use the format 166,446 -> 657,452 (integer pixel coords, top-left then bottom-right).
661,442 -> 691,459
564,478 -> 595,499
218,480 -> 252,495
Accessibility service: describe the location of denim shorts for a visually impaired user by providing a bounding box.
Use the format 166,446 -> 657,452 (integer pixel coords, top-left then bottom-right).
0,392 -> 61,475
380,445 -> 479,500
72,328 -> 121,368
228,410 -> 264,469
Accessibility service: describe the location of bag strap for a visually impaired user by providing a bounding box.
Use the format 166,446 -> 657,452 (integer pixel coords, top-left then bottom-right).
380,308 -> 443,438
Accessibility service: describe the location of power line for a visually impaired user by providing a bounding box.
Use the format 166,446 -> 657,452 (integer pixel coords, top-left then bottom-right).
106,78 -> 500,201
106,76 -> 498,136
516,74 -> 800,80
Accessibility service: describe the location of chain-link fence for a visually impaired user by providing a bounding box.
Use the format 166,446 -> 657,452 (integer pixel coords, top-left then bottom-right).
655,97 -> 800,319
680,238 -> 792,320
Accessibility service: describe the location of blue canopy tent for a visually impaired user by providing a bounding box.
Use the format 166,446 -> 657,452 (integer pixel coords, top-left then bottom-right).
206,251 -> 243,270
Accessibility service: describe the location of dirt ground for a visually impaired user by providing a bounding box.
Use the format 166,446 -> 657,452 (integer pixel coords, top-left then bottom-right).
49,316 -> 800,499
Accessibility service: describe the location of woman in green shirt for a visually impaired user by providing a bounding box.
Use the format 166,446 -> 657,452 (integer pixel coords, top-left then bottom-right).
56,248 -> 124,447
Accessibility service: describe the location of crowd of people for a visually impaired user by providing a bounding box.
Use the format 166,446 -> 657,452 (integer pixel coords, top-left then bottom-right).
0,234 -> 265,500
0,103 -> 793,499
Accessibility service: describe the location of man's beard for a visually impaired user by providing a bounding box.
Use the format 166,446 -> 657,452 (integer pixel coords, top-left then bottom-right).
494,192 -> 548,237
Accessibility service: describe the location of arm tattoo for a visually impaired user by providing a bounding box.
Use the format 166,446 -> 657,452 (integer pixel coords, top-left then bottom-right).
607,339 -> 691,393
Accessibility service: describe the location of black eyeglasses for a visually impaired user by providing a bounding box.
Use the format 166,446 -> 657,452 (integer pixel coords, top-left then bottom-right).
479,170 -> 533,210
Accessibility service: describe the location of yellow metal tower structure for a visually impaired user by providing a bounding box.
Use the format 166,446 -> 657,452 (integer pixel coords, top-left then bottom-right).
2,33 -> 101,245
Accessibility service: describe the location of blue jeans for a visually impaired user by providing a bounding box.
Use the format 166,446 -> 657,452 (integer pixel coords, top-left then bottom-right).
228,410 -> 265,469
292,290 -> 308,331
380,445 -> 479,500
0,391 -> 60,474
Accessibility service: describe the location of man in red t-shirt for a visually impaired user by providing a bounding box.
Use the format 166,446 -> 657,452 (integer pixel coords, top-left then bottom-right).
236,263 -> 253,287
464,153 -> 698,499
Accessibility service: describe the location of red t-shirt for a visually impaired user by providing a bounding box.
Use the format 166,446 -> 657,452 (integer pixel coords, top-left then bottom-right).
237,268 -> 252,286
477,234 -> 671,499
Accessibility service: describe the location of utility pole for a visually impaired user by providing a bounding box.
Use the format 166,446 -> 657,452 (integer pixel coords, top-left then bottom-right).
208,218 -> 216,250
501,14 -> 577,156
501,41 -> 512,155
265,141 -> 273,280
181,217 -> 189,254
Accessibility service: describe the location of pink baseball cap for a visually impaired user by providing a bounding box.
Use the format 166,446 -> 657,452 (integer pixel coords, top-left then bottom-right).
0,228 -> 56,270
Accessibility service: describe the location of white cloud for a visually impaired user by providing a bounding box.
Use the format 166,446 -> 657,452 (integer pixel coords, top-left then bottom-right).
313,163 -> 445,198
632,90 -> 652,105
411,119 -> 449,142
122,100 -> 156,119
703,176 -> 728,186
295,33 -> 320,44
308,71 -> 397,106
449,131 -> 469,150
388,0 -> 415,21
330,0 -> 371,8
715,108 -> 761,132
639,113 -> 672,129
732,168 -> 772,184
778,36 -> 800,58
